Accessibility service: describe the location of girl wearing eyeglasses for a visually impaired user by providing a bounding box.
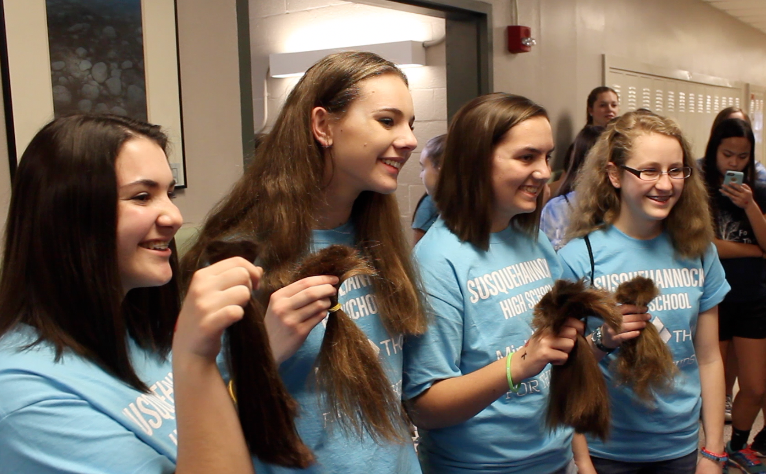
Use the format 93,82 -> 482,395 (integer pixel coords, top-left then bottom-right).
558,111 -> 729,474
700,118 -> 766,472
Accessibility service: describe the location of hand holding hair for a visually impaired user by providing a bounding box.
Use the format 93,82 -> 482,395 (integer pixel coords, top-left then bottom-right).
173,256 -> 263,361
203,240 -> 315,469
600,304 -> 650,348
532,279 -> 622,440
264,275 -> 339,364
283,245 -> 411,443
611,276 -> 677,402
518,317 -> 582,377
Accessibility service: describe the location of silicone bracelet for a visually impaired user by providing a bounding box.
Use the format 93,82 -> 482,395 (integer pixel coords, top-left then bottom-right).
506,351 -> 520,393
699,447 -> 728,463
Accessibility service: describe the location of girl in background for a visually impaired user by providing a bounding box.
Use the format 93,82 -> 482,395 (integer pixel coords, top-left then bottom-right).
540,125 -> 604,250
182,51 -> 428,473
559,111 -> 728,474
586,86 -> 620,128
0,114 -> 258,473
700,118 -> 766,472
412,134 -> 447,245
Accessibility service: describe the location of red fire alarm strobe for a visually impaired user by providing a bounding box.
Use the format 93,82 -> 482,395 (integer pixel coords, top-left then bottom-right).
507,26 -> 535,53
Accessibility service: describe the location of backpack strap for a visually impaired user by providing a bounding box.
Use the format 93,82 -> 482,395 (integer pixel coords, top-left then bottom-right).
584,234 -> 595,285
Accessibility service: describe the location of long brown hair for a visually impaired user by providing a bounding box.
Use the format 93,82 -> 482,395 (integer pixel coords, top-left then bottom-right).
0,114 -> 179,392
567,111 -> 713,258
181,52 -> 427,445
434,93 -> 548,250
182,52 -> 425,335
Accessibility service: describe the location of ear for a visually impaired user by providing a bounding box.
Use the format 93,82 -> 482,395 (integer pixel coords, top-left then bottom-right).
606,162 -> 621,189
311,106 -> 333,147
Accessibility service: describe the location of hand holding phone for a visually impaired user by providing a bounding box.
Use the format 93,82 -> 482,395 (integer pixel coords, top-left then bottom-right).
723,170 -> 744,187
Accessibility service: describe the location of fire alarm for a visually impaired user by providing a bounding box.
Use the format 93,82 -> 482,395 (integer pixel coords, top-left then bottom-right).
507,26 -> 536,53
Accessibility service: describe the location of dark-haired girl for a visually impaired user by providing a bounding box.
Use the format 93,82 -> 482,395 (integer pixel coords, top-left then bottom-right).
182,51 -> 428,473
586,86 -> 619,128
0,114 -> 258,473
699,118 -> 766,472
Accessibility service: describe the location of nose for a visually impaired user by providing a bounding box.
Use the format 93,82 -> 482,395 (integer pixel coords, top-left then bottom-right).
654,172 -> 673,190
532,158 -> 552,182
396,126 -> 418,154
157,198 -> 183,233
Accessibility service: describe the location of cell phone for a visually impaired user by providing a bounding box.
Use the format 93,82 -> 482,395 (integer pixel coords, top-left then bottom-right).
723,170 -> 744,186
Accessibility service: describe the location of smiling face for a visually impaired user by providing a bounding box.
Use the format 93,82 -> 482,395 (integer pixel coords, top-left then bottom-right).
715,136 -> 752,176
589,91 -> 620,127
608,132 -> 685,238
317,73 -> 416,203
116,137 -> 182,295
489,115 -> 553,232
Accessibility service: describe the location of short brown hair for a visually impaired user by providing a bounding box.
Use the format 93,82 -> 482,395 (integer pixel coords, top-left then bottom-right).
435,93 -> 548,250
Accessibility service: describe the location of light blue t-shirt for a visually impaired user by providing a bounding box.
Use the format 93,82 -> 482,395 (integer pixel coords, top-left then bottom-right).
540,191 -> 575,251
0,325 -> 177,474
412,195 -> 439,233
252,222 -> 421,474
403,218 -> 573,474
558,226 -> 730,462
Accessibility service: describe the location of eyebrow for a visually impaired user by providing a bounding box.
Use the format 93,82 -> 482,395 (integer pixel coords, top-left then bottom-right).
519,146 -> 555,154
121,178 -> 176,189
721,148 -> 749,155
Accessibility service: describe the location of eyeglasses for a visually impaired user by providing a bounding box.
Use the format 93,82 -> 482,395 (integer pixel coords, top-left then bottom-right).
619,165 -> 693,181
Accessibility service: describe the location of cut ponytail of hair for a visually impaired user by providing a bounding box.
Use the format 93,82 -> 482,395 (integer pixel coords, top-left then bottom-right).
612,277 -> 677,402
532,279 -> 621,440
203,240 -> 314,469
287,245 -> 410,442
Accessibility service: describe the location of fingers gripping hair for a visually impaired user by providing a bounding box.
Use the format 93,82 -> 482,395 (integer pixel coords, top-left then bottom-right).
203,240 -> 314,469
612,276 -> 677,402
289,245 -> 410,443
532,279 -> 622,440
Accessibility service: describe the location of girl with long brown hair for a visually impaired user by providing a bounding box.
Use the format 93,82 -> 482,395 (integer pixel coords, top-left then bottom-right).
559,111 -> 728,473
181,51 -> 428,473
0,114 -> 258,473
402,93 -> 598,474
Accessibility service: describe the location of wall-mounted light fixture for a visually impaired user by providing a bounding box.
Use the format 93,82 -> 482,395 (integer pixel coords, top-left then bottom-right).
269,40 -> 426,78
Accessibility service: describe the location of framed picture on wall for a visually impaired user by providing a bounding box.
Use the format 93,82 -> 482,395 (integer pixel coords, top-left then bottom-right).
0,0 -> 187,187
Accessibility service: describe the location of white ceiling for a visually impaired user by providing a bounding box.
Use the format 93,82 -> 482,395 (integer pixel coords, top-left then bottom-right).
701,0 -> 766,35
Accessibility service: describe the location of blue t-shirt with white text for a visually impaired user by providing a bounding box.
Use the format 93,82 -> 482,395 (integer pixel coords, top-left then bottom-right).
252,222 -> 421,474
558,226 -> 729,462
0,325 -> 178,474
403,218 -> 572,474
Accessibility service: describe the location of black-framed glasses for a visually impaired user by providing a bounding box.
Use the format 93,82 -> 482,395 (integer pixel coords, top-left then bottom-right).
619,165 -> 693,181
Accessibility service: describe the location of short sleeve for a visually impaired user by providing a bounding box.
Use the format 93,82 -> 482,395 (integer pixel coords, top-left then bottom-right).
412,196 -> 439,232
402,258 -> 465,400
699,243 -> 731,312
557,238 -> 589,282
0,395 -> 175,474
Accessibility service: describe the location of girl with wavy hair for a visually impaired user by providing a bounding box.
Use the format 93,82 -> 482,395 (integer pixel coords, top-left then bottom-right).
0,114 -> 259,473
181,51 -> 428,473
559,111 -> 729,473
